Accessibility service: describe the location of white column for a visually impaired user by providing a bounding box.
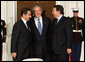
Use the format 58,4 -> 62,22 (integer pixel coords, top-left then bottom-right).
56,1 -> 63,5
77,1 -> 84,18
1,1 -> 7,61
1,1 -> 7,22
68,1 -> 77,17
1,1 -> 17,61
62,1 -> 69,17
6,1 -> 17,61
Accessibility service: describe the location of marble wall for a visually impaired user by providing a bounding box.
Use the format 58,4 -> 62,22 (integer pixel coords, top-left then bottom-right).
1,1 -> 17,61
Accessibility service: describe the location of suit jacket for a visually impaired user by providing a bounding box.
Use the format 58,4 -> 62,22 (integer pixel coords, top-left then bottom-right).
28,16 -> 51,58
11,19 -> 31,61
50,16 -> 72,54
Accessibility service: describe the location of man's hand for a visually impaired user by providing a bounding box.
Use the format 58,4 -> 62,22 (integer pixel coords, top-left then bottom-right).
4,35 -> 6,39
67,48 -> 72,54
4,35 -> 6,40
12,52 -> 17,58
3,35 -> 6,42
4,25 -> 7,29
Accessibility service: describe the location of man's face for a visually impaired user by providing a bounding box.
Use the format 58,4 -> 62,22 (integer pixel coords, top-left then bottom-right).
52,8 -> 60,18
33,7 -> 42,18
73,12 -> 78,17
24,11 -> 31,21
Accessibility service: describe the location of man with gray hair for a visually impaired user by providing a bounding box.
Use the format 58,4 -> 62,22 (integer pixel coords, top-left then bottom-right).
28,5 -> 51,61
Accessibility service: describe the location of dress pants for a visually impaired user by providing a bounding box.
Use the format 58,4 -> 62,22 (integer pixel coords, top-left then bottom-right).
71,43 -> 81,61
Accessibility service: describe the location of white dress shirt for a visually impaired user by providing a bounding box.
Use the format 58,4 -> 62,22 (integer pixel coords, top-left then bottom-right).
34,16 -> 43,30
21,17 -> 28,29
57,15 -> 63,23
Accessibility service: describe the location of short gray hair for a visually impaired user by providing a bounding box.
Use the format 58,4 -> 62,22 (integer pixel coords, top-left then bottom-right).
32,5 -> 43,11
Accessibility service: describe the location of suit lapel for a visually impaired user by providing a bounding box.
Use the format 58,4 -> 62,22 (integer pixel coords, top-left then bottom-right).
20,19 -> 28,31
32,16 -> 46,36
32,17 -> 40,35
31,16 -> 48,36
42,16 -> 46,35
57,16 -> 65,26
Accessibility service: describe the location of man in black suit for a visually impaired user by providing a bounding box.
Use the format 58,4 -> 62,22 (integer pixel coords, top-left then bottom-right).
11,8 -> 32,61
29,5 -> 51,61
50,5 -> 73,61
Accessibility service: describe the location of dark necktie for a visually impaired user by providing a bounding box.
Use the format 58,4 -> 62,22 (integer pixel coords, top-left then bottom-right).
54,18 -> 58,24
26,22 -> 31,32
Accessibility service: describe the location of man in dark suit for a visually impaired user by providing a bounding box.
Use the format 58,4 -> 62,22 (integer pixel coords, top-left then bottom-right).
11,8 -> 32,61
29,5 -> 51,61
50,5 -> 73,61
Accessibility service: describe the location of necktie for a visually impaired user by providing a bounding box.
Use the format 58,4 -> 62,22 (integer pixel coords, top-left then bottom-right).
26,22 -> 28,29
26,22 -> 31,31
38,18 -> 42,35
54,18 -> 58,24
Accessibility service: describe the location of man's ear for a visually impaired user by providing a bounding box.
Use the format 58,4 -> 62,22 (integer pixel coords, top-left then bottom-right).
58,11 -> 60,14
23,14 -> 25,16
41,10 -> 42,14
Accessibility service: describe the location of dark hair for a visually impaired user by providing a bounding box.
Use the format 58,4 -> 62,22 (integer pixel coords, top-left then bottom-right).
54,5 -> 64,15
21,8 -> 31,16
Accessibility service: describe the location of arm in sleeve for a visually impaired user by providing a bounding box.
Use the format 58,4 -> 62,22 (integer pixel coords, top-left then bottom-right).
11,22 -> 20,53
65,18 -> 73,49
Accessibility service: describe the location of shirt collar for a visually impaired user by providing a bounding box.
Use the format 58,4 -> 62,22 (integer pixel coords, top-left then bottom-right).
21,17 -> 27,24
34,16 -> 42,21
57,15 -> 63,21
